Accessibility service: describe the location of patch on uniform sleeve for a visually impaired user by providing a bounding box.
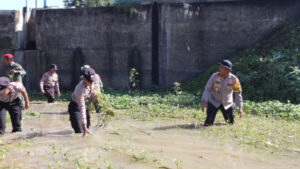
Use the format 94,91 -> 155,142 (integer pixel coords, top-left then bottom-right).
15,65 -> 23,70
233,78 -> 242,93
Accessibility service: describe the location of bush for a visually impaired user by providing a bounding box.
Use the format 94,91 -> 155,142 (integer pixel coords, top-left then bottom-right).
243,101 -> 300,120
182,21 -> 300,103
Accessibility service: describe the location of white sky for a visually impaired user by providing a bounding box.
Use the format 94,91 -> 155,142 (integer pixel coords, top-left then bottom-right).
0,0 -> 64,10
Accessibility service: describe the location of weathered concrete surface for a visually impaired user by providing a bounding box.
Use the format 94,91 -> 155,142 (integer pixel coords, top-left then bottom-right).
27,0 -> 300,90
158,0 -> 300,88
0,10 -> 21,50
35,7 -> 152,90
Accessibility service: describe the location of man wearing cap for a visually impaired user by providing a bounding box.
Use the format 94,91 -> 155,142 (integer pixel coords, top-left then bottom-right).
80,65 -> 103,91
201,60 -> 243,126
3,54 -> 26,83
68,68 -> 101,136
0,77 -> 30,134
40,64 -> 61,103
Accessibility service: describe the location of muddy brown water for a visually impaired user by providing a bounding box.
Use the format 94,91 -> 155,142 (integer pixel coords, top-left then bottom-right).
0,102 -> 299,169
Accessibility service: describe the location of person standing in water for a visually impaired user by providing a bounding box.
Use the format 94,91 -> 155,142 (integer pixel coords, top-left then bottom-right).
0,77 -> 30,134
40,64 -> 61,103
68,68 -> 100,136
201,60 -> 243,126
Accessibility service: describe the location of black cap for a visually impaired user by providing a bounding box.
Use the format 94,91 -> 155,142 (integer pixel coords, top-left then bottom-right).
219,60 -> 232,71
0,77 -> 10,90
83,68 -> 97,83
49,64 -> 58,70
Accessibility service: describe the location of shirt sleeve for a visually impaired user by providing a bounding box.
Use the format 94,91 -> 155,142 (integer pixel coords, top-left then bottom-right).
233,78 -> 243,108
90,85 -> 100,105
40,73 -> 46,90
201,74 -> 215,103
14,82 -> 25,93
15,64 -> 26,77
55,74 -> 60,92
76,88 -> 87,125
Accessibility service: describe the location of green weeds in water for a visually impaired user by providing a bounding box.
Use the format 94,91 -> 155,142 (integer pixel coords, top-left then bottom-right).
28,89 -> 300,153
103,157 -> 113,169
26,110 -> 40,117
172,158 -> 183,169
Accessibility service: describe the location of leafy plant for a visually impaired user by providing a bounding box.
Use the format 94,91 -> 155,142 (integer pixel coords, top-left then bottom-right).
129,68 -> 140,91
173,82 -> 183,95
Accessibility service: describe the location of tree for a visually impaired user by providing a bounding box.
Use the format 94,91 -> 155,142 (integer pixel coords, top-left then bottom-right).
64,0 -> 114,7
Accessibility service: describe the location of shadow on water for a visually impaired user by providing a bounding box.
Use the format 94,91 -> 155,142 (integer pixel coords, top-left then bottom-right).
40,112 -> 68,115
15,130 -> 73,140
153,122 -> 228,130
0,130 -> 73,145
31,102 -> 44,105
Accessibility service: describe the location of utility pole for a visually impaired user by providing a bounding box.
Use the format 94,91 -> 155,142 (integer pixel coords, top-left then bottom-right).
44,0 -> 47,8
35,0 -> 37,8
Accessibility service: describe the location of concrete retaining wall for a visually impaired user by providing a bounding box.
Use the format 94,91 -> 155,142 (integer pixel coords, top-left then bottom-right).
35,7 -> 153,90
1,0 -> 300,90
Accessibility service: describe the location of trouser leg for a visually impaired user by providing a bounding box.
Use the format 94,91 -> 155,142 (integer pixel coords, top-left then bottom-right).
220,105 -> 234,124
68,101 -> 91,133
69,110 -> 84,133
44,87 -> 55,103
8,98 -> 22,132
204,102 -> 219,126
86,109 -> 90,129
0,107 -> 7,134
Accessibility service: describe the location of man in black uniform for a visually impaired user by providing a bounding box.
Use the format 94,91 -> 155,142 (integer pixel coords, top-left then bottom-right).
0,77 -> 30,134
68,68 -> 101,137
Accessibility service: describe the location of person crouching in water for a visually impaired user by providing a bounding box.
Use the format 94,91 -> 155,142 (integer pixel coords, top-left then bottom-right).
0,77 -> 30,134
68,68 -> 100,137
40,64 -> 61,103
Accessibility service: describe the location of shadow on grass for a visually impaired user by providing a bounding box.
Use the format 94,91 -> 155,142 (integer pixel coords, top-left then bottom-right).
153,122 -> 228,130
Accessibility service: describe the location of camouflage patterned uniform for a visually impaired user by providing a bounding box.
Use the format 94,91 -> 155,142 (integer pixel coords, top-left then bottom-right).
7,62 -> 26,83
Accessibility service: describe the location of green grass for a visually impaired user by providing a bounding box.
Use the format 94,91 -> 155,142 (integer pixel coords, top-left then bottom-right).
203,113 -> 300,153
29,91 -> 72,101
182,20 -> 300,103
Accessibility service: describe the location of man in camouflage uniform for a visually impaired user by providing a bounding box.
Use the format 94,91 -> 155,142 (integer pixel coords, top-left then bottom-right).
40,64 -> 61,103
3,54 -> 26,83
201,60 -> 243,126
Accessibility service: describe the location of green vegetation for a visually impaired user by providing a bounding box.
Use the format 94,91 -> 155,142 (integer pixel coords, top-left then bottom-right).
64,0 -> 115,8
29,88 -> 300,121
182,21 -> 300,103
26,110 -> 40,117
29,91 -> 72,102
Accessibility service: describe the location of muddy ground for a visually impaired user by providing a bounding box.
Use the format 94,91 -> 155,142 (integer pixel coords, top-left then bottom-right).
0,102 -> 299,169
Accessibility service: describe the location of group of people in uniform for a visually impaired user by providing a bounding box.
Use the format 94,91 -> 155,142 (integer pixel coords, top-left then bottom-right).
0,52 -> 244,137
0,53 -> 103,137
